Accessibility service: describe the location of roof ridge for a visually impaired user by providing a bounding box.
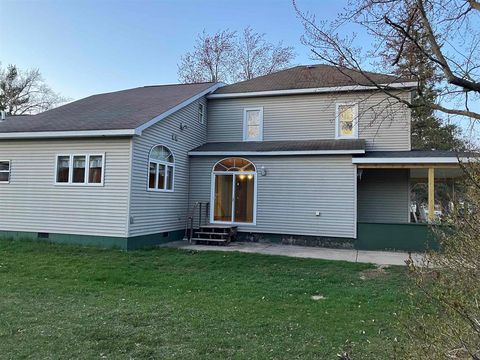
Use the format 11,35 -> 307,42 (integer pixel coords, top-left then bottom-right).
143,81 -> 217,88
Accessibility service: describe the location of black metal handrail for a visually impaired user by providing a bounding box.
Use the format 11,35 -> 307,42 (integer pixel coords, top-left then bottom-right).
184,201 -> 210,242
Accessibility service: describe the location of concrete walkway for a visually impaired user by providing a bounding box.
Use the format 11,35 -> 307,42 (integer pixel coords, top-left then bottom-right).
163,241 -> 423,266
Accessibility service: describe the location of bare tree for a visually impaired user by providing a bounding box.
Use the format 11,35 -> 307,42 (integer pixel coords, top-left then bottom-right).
293,0 -> 480,122
235,27 -> 295,81
177,30 -> 237,83
178,28 -> 295,84
0,64 -> 66,115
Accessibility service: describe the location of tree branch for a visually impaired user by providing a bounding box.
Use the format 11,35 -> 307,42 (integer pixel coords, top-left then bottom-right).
416,0 -> 480,93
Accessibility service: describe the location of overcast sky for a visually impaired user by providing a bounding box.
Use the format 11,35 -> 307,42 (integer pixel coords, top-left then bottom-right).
0,0 -> 347,100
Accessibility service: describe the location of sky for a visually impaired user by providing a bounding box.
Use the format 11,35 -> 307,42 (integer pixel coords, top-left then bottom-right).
1,0 -> 477,143
0,0 -> 347,100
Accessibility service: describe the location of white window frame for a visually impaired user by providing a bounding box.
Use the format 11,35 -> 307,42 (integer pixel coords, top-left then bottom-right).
243,107 -> 264,142
54,153 -> 105,186
198,103 -> 206,124
147,145 -> 175,193
0,160 -> 11,183
335,102 -> 359,139
209,157 -> 257,226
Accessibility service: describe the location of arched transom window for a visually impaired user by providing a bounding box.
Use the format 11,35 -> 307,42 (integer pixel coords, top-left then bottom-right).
148,145 -> 174,191
211,158 -> 257,224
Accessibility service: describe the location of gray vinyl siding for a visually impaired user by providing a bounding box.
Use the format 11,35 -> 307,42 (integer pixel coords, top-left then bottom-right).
357,169 -> 410,223
128,97 -> 208,237
189,155 -> 357,239
0,138 -> 131,237
207,91 -> 411,151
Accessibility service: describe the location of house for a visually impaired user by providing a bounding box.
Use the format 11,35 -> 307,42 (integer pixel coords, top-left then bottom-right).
0,65 -> 465,250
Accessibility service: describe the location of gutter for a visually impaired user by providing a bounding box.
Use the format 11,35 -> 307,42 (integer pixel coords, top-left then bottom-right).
351,157 -> 467,164
0,129 -> 137,140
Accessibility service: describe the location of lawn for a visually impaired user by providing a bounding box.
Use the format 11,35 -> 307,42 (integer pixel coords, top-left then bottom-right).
0,239 -> 410,359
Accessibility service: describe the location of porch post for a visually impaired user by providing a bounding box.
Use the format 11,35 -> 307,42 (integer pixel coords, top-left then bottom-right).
428,167 -> 435,222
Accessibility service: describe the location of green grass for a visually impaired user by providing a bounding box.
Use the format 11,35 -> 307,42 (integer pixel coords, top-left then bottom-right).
0,239 -> 410,359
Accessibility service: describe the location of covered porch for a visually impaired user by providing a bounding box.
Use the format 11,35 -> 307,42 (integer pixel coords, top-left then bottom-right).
353,151 -> 467,251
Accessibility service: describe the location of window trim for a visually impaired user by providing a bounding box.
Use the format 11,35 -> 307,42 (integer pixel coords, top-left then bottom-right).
198,102 -> 206,124
54,153 -> 105,186
243,107 -> 264,142
335,102 -> 359,139
147,145 -> 175,193
209,157 -> 257,225
0,160 -> 11,184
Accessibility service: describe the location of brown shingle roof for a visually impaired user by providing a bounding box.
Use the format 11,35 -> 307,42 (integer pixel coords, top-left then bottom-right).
190,139 -> 365,154
0,82 -> 218,134
214,64 -> 413,94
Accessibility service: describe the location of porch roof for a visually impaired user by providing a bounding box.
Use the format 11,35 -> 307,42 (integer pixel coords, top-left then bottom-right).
352,150 -> 476,167
189,139 -> 366,156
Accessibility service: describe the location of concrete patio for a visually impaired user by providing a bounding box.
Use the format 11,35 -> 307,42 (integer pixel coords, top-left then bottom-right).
163,241 -> 424,266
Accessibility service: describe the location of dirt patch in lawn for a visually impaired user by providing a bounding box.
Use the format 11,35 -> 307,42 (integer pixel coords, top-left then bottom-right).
359,265 -> 389,280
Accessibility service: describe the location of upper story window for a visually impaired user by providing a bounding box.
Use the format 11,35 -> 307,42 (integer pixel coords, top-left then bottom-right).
55,154 -> 104,186
148,145 -> 174,192
336,103 -> 358,139
243,107 -> 263,141
198,103 -> 206,124
0,160 -> 10,183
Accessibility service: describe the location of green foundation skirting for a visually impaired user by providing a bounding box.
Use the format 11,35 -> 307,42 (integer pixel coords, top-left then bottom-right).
1,224 -> 439,252
0,229 -> 184,250
356,222 -> 439,251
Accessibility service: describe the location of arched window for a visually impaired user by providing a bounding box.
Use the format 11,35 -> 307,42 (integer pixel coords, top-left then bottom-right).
148,145 -> 174,191
211,158 -> 257,224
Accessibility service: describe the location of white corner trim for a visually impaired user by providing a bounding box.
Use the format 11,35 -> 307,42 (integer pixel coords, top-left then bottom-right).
189,149 -> 365,156
207,82 -> 418,99
0,129 -> 137,139
134,83 -> 224,135
351,157 -> 467,164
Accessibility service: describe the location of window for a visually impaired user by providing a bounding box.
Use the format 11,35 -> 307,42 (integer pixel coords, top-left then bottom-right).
73,155 -> 86,183
211,158 -> 256,224
148,145 -> 174,192
198,103 -> 205,124
55,154 -> 104,185
56,156 -> 70,183
0,160 -> 10,183
243,107 -> 263,141
89,155 -> 103,183
336,103 -> 358,139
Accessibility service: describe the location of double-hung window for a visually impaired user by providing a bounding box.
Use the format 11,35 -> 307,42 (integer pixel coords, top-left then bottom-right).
198,103 -> 206,124
148,145 -> 175,192
336,103 -> 358,139
55,154 -> 104,185
0,160 -> 10,183
243,107 -> 263,141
